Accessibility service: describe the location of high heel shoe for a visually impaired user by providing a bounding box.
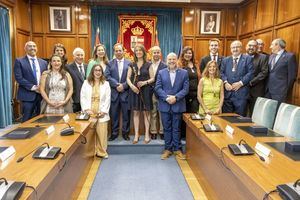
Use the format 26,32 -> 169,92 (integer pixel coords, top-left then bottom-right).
144,138 -> 151,144
132,136 -> 139,144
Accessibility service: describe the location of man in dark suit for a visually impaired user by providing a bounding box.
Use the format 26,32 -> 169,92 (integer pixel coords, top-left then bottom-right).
149,46 -> 167,140
256,39 -> 269,56
199,38 -> 224,73
66,47 -> 87,113
14,41 -> 48,122
265,38 -> 298,103
155,53 -> 189,160
246,40 -> 268,115
106,43 -> 131,141
221,40 -> 254,116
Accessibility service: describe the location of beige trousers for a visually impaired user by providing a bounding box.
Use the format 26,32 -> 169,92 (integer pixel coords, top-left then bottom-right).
150,94 -> 163,134
95,120 -> 108,157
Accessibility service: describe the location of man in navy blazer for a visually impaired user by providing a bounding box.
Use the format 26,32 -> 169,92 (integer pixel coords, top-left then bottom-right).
149,46 -> 167,140
14,41 -> 47,122
155,53 -> 189,160
221,40 -> 254,116
106,43 -> 131,141
265,38 -> 298,103
66,47 -> 87,112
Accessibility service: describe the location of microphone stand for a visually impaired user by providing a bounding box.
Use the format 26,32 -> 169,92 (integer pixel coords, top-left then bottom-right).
17,143 -> 50,163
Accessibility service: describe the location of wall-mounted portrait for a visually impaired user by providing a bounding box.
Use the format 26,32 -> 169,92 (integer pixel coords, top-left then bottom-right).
49,6 -> 71,32
200,11 -> 221,35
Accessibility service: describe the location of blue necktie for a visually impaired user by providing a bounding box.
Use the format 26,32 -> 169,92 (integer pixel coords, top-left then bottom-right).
31,58 -> 37,82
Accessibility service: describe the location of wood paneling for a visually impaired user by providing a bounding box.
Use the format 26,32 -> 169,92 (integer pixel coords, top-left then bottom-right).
225,8 -> 237,37
256,0 -> 275,30
31,4 -> 43,33
78,6 -> 89,35
15,31 -> 30,57
238,1 -> 255,35
183,38 -> 194,49
183,8 -> 195,36
225,38 -> 235,56
30,4 -> 90,62
195,39 -> 210,62
15,0 -> 30,32
277,0 -> 300,24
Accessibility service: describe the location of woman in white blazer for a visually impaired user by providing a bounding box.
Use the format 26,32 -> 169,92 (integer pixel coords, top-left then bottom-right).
81,64 -> 111,158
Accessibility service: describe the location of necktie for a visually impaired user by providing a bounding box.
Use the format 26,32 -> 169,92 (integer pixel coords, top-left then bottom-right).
271,55 -> 276,70
79,65 -> 85,79
31,58 -> 37,82
118,60 -> 123,79
213,55 -> 217,62
232,58 -> 238,72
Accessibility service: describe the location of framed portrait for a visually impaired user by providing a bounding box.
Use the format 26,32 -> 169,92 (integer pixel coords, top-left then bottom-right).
200,11 -> 221,35
49,6 -> 71,32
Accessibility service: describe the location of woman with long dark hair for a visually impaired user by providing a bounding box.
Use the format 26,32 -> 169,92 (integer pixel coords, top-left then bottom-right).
127,44 -> 154,144
40,54 -> 73,114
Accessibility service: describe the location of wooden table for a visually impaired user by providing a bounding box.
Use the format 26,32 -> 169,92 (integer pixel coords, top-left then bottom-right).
184,113 -> 300,200
0,114 -> 94,200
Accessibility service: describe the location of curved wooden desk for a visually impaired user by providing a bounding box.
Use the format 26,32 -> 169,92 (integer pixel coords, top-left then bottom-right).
184,113 -> 300,200
0,114 -> 93,200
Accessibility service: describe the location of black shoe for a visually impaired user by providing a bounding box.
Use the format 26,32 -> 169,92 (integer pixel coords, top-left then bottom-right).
122,134 -> 130,141
159,134 -> 164,140
108,135 -> 118,141
151,134 -> 157,140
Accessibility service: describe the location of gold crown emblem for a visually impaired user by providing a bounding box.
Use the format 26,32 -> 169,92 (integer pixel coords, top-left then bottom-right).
131,26 -> 144,36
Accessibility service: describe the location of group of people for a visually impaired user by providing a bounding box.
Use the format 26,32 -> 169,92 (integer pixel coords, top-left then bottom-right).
14,37 -> 297,160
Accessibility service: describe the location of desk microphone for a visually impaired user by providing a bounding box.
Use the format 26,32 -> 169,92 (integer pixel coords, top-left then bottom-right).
60,123 -> 74,136
0,177 -> 8,185
239,139 -> 265,161
17,143 -> 50,163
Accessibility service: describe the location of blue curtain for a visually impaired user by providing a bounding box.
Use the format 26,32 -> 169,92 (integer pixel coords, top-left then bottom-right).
91,6 -> 182,60
0,7 -> 12,128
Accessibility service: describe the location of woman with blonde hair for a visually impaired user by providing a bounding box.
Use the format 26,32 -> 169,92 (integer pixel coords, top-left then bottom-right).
40,54 -> 73,114
81,64 -> 111,158
198,60 -> 224,115
86,44 -> 109,77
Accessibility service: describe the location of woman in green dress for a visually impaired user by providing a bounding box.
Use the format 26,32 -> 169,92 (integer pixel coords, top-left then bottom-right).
86,44 -> 109,77
198,60 -> 224,115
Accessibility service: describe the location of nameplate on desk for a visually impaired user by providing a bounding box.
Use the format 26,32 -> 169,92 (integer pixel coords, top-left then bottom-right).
225,125 -> 234,135
0,146 -> 16,162
255,142 -> 271,157
46,125 -> 55,135
63,114 -> 70,123
205,114 -> 212,122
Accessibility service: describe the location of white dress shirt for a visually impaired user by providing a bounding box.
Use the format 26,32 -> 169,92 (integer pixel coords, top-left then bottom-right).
117,58 -> 124,80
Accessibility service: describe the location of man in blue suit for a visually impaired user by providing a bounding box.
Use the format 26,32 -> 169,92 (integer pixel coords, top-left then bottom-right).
106,43 -> 131,141
221,40 -> 254,116
14,41 -> 48,122
265,38 -> 298,103
155,53 -> 189,160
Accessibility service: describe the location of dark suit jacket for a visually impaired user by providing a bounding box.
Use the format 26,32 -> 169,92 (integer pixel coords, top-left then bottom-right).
106,58 -> 131,102
221,54 -> 254,99
14,56 -> 47,101
249,53 -> 269,98
155,68 -> 189,113
66,62 -> 87,104
266,51 -> 298,101
199,55 -> 223,73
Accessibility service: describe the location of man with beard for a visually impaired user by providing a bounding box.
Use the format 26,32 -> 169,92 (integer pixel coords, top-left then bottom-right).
155,53 -> 189,160
246,40 -> 268,115
14,41 -> 48,122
